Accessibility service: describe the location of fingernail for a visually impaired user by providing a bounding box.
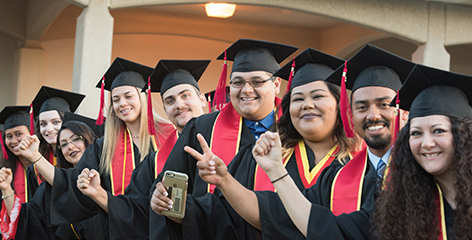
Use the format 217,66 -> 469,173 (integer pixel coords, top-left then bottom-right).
163,191 -> 168,197
211,171 -> 216,174
209,160 -> 215,165
168,200 -> 173,205
168,205 -> 173,210
89,173 -> 93,177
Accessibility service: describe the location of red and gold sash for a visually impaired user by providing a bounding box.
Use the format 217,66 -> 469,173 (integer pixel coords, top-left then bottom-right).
13,161 -> 27,203
154,129 -> 179,179
330,148 -> 368,216
47,148 -> 57,166
110,128 -> 136,196
207,98 -> 282,193
254,141 -> 339,191
435,183 -> 448,240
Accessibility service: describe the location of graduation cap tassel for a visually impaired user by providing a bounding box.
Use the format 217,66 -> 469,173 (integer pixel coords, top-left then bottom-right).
392,89 -> 401,143
340,61 -> 356,138
147,76 -> 157,136
214,50 -> 228,111
96,76 -> 106,125
29,103 -> 35,135
283,58 -> 296,95
0,128 -> 8,160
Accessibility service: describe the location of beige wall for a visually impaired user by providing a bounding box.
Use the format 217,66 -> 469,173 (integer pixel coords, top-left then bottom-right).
0,32 -> 18,108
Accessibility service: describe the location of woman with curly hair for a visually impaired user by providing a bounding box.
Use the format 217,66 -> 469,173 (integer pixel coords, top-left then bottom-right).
375,65 -> 472,240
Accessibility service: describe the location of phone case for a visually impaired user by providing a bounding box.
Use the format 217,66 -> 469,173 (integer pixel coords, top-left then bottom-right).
161,171 -> 188,219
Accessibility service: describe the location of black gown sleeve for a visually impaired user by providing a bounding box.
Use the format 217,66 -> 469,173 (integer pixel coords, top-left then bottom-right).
106,151 -> 157,240
50,137 -> 104,225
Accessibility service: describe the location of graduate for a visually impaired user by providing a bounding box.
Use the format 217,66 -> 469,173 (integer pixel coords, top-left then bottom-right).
17,57 -> 174,236
152,48 -> 364,239
375,65 -> 472,240
149,39 -> 297,238
31,86 -> 85,166
75,59 -> 210,239
0,107 -> 39,213
0,113 -> 102,239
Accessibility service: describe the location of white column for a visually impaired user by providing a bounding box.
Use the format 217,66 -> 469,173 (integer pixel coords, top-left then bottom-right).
412,2 -> 450,70
13,40 -> 44,105
72,0 -> 113,118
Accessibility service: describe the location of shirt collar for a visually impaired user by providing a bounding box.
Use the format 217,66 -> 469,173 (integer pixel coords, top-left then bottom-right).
367,147 -> 392,171
243,111 -> 274,130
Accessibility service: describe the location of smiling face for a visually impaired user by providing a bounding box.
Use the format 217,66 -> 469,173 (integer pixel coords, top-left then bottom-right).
58,129 -> 86,166
230,71 -> 281,121
39,110 -> 62,145
409,115 -> 454,178
162,84 -> 206,133
4,125 -> 30,157
290,81 -> 338,142
351,86 -> 396,151
112,86 -> 142,125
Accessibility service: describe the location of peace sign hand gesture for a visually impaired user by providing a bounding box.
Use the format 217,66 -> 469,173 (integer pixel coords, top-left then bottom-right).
184,133 -> 228,187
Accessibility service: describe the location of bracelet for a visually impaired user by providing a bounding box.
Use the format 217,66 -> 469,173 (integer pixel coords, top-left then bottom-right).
2,190 -> 15,200
32,155 -> 42,164
271,172 -> 289,184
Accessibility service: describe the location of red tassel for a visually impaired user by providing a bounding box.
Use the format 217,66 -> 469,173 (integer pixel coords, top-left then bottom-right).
29,103 -> 34,135
392,89 -> 401,143
340,61 -> 356,138
214,50 -> 228,111
96,76 -> 106,125
0,128 -> 8,159
147,76 -> 157,136
284,58 -> 296,95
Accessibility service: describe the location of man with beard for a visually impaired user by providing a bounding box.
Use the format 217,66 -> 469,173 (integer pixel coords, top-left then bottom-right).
75,60 -> 211,239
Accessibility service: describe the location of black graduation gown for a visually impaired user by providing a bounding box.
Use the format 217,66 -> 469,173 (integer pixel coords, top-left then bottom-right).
14,182 -> 103,240
50,136 -> 143,239
169,142 -> 345,240
149,112 -> 258,239
106,151 -> 159,240
255,156 -> 376,240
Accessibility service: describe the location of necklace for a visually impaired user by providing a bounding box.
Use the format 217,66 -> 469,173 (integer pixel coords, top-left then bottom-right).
131,134 -> 140,138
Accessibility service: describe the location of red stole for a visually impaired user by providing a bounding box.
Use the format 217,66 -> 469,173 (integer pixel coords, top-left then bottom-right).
254,141 -> 340,191
13,161 -> 27,203
47,148 -> 57,166
330,147 -> 368,215
110,128 -> 136,196
154,129 -> 179,179
435,183 -> 448,240
208,98 -> 282,193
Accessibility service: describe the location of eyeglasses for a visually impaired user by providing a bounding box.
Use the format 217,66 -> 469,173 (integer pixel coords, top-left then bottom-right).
230,76 -> 275,88
58,136 -> 84,150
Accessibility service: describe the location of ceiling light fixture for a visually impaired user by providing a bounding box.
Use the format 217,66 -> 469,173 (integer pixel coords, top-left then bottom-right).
205,3 -> 236,18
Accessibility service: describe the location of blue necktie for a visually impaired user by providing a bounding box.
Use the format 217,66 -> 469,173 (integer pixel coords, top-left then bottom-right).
377,159 -> 386,183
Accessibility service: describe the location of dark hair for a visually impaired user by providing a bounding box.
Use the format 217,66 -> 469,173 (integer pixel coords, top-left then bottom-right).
35,110 -> 65,159
55,121 -> 97,169
0,125 -> 31,192
374,116 -> 472,240
278,81 -> 360,161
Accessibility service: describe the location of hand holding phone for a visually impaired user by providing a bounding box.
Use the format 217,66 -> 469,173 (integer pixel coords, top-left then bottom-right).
161,171 -> 188,219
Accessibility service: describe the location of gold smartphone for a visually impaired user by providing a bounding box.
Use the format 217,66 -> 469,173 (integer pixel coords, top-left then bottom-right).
161,170 -> 188,219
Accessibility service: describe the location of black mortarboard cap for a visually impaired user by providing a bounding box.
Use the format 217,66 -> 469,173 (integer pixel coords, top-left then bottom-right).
63,112 -> 104,138
393,65 -> 472,121
217,39 -> 298,74
275,48 -> 344,91
0,106 -> 30,130
97,57 -> 153,91
326,44 -> 415,92
147,60 -> 210,95
31,86 -> 85,118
